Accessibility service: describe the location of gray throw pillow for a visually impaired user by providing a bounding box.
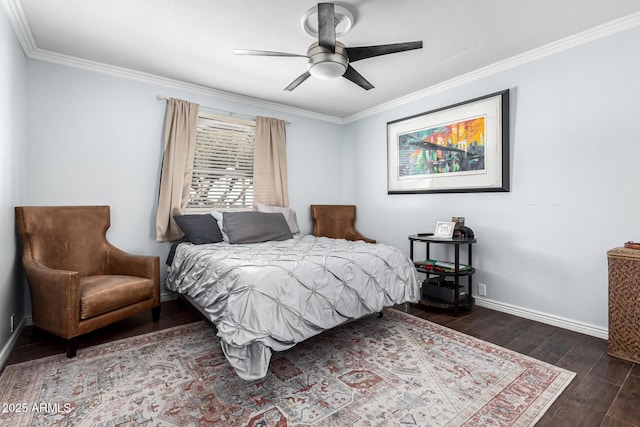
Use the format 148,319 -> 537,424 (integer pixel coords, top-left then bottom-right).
173,214 -> 223,244
223,211 -> 293,244
256,203 -> 300,234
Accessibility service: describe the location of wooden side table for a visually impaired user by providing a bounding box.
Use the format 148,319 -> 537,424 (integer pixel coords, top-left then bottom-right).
409,234 -> 476,315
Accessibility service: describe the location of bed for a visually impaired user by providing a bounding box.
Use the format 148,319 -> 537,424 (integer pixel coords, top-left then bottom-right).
165,210 -> 419,380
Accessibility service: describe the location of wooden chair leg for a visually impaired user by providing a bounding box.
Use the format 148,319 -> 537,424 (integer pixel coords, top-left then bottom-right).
66,337 -> 78,358
152,305 -> 161,322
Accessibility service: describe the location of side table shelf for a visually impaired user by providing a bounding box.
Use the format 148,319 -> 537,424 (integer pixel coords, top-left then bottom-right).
409,234 -> 477,315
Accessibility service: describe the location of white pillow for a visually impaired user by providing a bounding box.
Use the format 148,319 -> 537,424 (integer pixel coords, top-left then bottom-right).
256,203 -> 300,234
210,210 -> 229,242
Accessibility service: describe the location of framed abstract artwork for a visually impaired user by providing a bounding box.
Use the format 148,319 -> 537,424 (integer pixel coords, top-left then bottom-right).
387,90 -> 510,194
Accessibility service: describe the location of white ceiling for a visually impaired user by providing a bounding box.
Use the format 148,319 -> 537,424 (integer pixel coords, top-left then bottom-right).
8,0 -> 640,119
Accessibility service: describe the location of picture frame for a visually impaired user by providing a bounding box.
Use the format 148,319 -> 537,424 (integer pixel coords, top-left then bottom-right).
452,216 -> 465,226
433,221 -> 455,239
387,90 -> 510,194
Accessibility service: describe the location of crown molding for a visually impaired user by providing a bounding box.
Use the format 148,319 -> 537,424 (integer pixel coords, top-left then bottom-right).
1,0 -> 344,124
343,10 -> 640,123
3,0 -> 640,125
28,48 -> 345,124
1,0 -> 36,53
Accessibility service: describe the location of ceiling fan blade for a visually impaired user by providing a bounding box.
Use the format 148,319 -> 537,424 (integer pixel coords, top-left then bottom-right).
284,71 -> 311,91
317,3 -> 336,53
234,49 -> 307,58
343,65 -> 374,90
345,41 -> 423,63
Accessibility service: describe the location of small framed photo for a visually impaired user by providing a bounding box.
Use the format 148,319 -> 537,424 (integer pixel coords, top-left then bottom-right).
452,216 -> 465,226
434,221 -> 455,239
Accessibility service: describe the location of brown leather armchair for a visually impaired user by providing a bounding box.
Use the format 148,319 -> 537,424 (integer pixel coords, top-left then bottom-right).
310,204 -> 376,243
15,206 -> 161,357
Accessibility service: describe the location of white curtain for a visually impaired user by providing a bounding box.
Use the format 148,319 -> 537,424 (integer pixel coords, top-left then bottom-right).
253,116 -> 289,207
155,98 -> 199,241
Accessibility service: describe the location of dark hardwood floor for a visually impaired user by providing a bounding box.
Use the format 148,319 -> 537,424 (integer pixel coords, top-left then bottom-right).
3,300 -> 639,426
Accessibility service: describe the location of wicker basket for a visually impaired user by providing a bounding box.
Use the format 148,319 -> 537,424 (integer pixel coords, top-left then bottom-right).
607,247 -> 640,363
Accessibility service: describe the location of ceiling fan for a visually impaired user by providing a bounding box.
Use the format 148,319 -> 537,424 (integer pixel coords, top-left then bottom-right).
234,2 -> 423,91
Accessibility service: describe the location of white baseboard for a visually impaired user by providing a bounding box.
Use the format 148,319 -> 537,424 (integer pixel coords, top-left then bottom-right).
160,291 -> 177,302
0,317 -> 26,369
474,297 -> 608,340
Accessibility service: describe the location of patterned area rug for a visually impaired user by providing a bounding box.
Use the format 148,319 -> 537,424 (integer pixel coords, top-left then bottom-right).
0,309 -> 574,426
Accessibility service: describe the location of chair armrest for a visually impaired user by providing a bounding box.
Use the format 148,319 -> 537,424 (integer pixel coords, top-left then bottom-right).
22,257 -> 79,338
105,245 -> 160,281
347,230 -> 376,244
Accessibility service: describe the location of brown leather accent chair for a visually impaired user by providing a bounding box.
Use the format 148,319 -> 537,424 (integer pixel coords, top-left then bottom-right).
15,206 -> 161,358
310,204 -> 376,243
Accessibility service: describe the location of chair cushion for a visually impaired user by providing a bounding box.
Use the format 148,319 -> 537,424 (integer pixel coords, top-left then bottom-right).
79,275 -> 156,320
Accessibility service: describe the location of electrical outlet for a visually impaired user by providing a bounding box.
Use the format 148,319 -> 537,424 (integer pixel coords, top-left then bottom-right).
478,283 -> 487,297
10,314 -> 15,333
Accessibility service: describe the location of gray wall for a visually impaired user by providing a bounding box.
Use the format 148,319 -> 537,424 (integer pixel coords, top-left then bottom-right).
345,25 -> 640,334
0,6 -> 28,364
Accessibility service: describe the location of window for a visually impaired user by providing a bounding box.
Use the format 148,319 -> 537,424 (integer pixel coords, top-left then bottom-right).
186,112 -> 256,213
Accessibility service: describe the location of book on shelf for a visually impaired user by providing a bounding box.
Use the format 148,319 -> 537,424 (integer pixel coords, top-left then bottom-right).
414,259 -> 472,272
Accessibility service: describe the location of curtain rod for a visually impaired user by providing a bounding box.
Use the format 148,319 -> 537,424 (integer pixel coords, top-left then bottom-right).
156,95 -> 291,125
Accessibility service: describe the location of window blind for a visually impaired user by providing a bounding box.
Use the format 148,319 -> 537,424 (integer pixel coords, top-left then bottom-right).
186,113 -> 256,213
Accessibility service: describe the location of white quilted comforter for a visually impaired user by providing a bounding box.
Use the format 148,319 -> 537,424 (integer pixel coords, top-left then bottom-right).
165,235 -> 419,380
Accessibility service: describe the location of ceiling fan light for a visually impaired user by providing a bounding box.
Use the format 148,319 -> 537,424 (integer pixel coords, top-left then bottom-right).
308,61 -> 347,79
